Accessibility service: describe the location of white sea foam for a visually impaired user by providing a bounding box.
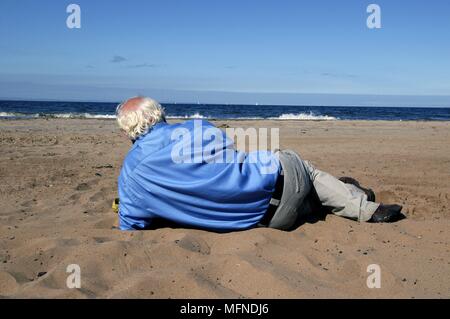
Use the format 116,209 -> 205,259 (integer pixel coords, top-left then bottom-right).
270,112 -> 338,120
167,112 -> 210,119
0,112 -> 16,117
0,112 -> 117,119
52,113 -> 116,119
0,112 -> 39,118
166,112 -> 337,121
0,111 -> 338,121
85,113 -> 116,119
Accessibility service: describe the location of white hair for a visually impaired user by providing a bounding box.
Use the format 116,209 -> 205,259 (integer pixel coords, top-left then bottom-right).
116,97 -> 166,140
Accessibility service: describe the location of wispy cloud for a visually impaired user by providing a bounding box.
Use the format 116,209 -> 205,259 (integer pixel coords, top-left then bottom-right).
111,55 -> 127,63
127,63 -> 159,69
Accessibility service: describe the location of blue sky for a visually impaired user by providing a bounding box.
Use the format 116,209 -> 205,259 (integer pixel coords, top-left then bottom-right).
0,0 -> 449,106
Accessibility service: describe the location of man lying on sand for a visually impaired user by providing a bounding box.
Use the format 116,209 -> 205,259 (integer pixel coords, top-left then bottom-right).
115,96 -> 404,231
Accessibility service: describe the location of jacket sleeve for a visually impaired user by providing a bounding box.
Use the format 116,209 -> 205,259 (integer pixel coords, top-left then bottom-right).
118,177 -> 153,230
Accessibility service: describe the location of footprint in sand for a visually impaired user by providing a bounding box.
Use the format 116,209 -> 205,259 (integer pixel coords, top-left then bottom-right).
75,183 -> 91,191
88,187 -> 110,203
175,235 -> 211,255
21,200 -> 35,207
89,191 -> 104,202
68,193 -> 81,202
93,237 -> 114,244
75,179 -> 100,192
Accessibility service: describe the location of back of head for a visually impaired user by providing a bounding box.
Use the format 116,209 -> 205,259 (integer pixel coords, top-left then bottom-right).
116,96 -> 166,140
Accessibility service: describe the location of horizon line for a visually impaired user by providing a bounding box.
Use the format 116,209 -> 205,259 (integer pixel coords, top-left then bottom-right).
0,97 -> 449,109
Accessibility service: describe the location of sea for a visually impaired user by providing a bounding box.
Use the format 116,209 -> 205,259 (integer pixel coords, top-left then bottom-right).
0,100 -> 449,121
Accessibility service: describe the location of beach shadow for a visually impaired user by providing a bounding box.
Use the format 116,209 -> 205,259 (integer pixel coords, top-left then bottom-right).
290,188 -> 330,230
131,186 -> 411,232
146,219 -> 255,234
146,218 -> 189,230
137,188 -> 332,233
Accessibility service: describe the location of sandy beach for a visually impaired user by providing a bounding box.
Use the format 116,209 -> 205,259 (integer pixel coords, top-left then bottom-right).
0,118 -> 449,298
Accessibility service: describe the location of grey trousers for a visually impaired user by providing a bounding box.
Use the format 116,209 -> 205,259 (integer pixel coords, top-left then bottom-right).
267,150 -> 380,230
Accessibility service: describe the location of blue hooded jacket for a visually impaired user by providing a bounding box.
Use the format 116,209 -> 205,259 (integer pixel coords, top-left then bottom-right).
118,120 -> 280,231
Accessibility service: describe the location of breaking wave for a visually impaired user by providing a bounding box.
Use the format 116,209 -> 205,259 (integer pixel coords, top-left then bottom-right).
1,111 -> 337,120
51,113 -> 116,119
270,112 -> 338,120
0,112 -> 39,119
0,112 -> 116,119
167,112 -> 210,119
167,112 -> 337,120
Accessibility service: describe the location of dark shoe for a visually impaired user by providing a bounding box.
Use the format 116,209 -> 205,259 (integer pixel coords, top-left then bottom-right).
369,204 -> 403,223
339,176 -> 376,202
